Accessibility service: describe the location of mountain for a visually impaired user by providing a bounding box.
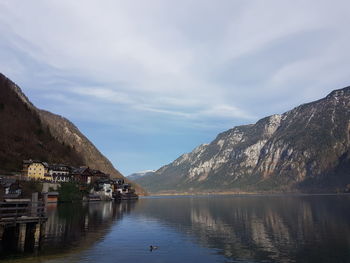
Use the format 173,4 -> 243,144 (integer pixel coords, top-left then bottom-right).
0,73 -> 82,172
127,170 -> 155,181
0,73 -> 144,193
135,87 -> 350,193
38,110 -> 124,178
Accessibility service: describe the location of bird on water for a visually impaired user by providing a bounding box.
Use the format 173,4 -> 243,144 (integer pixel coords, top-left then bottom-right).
150,245 -> 158,251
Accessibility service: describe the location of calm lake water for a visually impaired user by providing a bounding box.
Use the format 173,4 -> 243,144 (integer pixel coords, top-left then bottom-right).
1,195 -> 350,263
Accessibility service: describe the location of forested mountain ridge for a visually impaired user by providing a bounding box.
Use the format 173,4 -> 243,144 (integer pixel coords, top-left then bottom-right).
0,73 -> 145,193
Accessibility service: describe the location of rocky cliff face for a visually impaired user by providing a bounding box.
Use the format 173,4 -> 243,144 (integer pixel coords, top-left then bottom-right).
0,73 -> 145,193
38,110 -> 124,178
136,87 -> 350,193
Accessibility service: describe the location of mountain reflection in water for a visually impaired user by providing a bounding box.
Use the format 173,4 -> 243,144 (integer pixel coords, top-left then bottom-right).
1,195 -> 350,263
0,201 -> 136,262
131,195 -> 350,263
43,201 -> 135,253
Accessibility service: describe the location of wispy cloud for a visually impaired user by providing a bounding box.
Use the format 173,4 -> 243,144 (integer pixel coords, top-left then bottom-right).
1,0 -> 350,174
70,87 -> 134,105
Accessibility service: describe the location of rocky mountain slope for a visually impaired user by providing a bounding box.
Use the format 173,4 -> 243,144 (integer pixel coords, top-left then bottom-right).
135,87 -> 350,193
0,73 -> 144,192
38,110 -> 124,178
127,170 -> 155,181
0,73 -> 83,172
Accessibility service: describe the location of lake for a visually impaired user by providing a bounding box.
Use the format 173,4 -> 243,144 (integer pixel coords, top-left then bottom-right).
1,195 -> 350,263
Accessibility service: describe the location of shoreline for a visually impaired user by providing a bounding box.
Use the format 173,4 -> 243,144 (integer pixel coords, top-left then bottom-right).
143,191 -> 350,197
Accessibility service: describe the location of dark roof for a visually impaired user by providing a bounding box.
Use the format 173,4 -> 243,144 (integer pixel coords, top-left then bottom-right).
72,167 -> 87,173
49,164 -> 70,171
112,179 -> 125,184
71,167 -> 93,176
23,159 -> 49,167
96,178 -> 111,184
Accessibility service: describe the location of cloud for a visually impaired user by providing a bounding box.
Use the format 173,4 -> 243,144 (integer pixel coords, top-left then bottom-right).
2,1 -> 349,109
198,105 -> 255,120
70,87 -> 134,105
1,0 -> 350,174
65,85 -> 254,121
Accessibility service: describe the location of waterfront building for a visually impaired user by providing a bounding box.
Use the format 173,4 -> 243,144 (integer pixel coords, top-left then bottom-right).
0,178 -> 21,199
111,179 -> 138,200
49,164 -> 71,182
93,179 -> 113,200
23,160 -> 51,180
22,160 -> 110,184
47,191 -> 59,203
71,167 -> 109,184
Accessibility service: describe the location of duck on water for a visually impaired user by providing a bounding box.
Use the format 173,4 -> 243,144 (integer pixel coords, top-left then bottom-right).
150,245 -> 158,251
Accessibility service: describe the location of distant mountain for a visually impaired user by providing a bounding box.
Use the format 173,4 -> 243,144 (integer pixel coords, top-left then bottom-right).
0,73 -> 145,194
127,170 -> 155,181
38,110 -> 124,179
135,87 -> 350,193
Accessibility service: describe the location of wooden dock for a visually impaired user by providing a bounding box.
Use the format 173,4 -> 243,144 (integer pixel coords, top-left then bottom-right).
0,200 -> 46,223
0,193 -> 48,252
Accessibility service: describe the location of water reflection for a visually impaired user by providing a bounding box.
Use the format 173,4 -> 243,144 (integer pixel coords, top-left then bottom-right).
1,196 -> 350,263
132,195 -> 350,262
0,201 -> 137,261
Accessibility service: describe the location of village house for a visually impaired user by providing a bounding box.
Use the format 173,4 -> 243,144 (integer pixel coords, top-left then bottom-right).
23,160 -> 51,180
111,179 -> 138,200
22,160 -> 110,185
71,167 -> 109,184
49,164 -> 71,182
92,178 -> 113,200
0,178 -> 21,199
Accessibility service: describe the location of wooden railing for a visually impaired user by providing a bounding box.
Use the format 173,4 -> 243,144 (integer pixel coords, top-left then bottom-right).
0,201 -> 46,219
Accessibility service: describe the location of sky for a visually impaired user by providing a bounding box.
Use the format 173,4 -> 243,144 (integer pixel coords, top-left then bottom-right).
0,0 -> 350,175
